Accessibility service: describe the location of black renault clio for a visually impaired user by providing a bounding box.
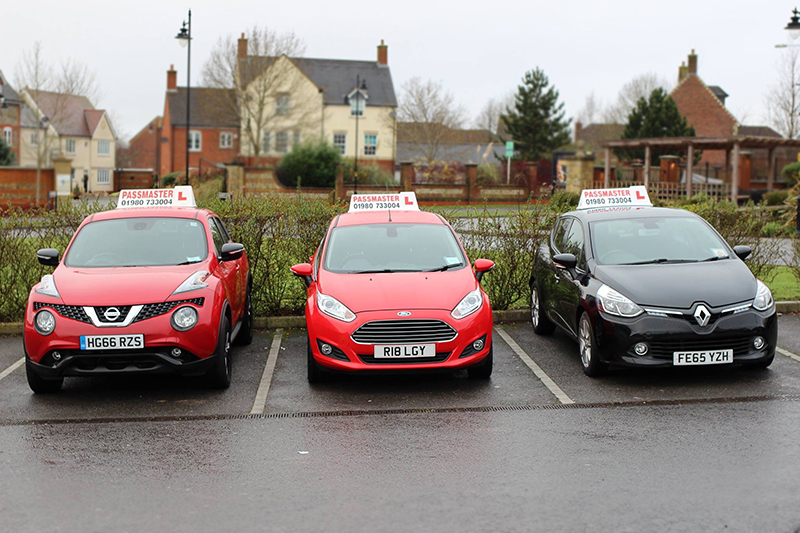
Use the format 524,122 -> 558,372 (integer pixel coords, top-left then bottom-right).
530,204 -> 777,376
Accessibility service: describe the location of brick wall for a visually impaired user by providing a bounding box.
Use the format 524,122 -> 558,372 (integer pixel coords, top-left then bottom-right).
114,170 -> 156,191
128,120 -> 160,170
0,104 -> 21,163
0,167 -> 55,208
164,126 -> 239,176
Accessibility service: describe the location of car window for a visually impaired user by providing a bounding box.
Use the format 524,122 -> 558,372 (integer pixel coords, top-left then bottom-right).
208,218 -> 226,256
563,220 -> 586,270
552,218 -> 572,253
214,217 -> 231,243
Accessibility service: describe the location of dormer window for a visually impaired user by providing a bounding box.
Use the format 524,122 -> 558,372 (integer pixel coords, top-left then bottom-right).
348,87 -> 368,117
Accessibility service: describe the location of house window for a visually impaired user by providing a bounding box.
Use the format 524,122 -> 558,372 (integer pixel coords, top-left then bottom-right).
220,132 -> 233,149
188,131 -> 201,152
333,133 -> 346,155
2,127 -> 11,146
261,131 -> 270,154
66,139 -> 76,154
364,134 -> 377,156
276,94 -> 290,115
97,169 -> 110,184
31,131 -> 39,146
350,95 -> 365,116
293,131 -> 301,147
98,140 -> 110,156
275,131 -> 289,153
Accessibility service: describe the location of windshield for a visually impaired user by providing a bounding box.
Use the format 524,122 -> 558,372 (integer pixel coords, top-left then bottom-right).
65,217 -> 209,268
323,223 -> 466,273
591,216 -> 730,266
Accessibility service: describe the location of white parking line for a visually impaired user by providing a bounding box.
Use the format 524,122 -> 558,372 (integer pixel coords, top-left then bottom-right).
494,326 -> 575,405
250,329 -> 284,414
777,346 -> 800,364
0,358 -> 24,383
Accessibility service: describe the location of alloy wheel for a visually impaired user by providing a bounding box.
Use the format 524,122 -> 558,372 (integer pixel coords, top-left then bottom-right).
579,317 -> 592,368
531,288 -> 540,328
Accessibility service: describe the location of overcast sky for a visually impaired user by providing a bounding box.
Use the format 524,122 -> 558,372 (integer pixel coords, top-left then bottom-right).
4,1 -> 795,140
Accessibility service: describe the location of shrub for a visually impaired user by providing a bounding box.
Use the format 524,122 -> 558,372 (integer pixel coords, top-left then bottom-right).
764,190 -> 789,206
550,190 -> 580,212
476,163 -> 501,186
277,140 -> 341,188
341,159 -> 395,186
161,172 -> 181,188
781,162 -> 800,186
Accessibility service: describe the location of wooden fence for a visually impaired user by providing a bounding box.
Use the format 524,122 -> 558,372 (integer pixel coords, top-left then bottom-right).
592,181 -> 728,201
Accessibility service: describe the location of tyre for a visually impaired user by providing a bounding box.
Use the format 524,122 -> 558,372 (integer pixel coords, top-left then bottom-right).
206,316 -> 232,389
467,343 -> 493,379
531,283 -> 556,335
26,362 -> 63,394
578,313 -> 607,377
307,336 -> 331,383
749,353 -> 774,369
234,281 -> 254,346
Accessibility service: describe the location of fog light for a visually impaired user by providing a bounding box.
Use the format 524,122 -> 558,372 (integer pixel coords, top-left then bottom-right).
634,342 -> 649,356
753,336 -> 766,350
171,348 -> 182,358
34,310 -> 56,335
51,351 -> 62,361
472,338 -> 485,351
320,343 -> 333,356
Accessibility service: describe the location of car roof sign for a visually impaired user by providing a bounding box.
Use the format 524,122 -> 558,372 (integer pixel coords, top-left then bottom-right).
577,185 -> 652,210
117,186 -> 197,209
348,192 -> 419,212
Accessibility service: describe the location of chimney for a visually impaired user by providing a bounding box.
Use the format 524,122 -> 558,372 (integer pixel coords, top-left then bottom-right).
238,33 -> 248,59
167,64 -> 177,92
574,120 -> 583,142
377,39 -> 388,66
687,49 -> 698,76
678,61 -> 688,83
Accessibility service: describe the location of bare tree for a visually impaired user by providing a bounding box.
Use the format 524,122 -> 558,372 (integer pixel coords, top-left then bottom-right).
202,26 -> 310,166
398,77 -> 467,164
765,48 -> 800,139
473,91 -> 514,135
603,73 -> 673,123
576,91 -> 603,124
15,42 -> 101,203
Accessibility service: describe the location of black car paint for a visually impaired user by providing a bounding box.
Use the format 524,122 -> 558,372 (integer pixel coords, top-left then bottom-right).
531,207 -> 776,367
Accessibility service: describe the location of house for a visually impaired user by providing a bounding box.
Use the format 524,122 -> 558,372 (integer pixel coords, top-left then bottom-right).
236,37 -> 397,172
396,123 -> 501,165
127,116 -> 162,171
158,65 -> 239,177
19,89 -> 117,193
0,70 -> 22,163
574,122 -> 625,159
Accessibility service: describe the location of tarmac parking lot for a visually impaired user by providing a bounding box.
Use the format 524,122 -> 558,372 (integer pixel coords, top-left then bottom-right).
3,315 -> 800,531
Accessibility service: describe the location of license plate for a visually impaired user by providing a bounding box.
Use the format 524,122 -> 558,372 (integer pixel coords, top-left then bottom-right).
80,334 -> 144,351
373,344 -> 436,358
673,349 -> 733,366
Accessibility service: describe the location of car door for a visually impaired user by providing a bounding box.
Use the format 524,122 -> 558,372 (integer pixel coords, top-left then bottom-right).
556,219 -> 587,337
541,217 -> 572,331
214,216 -> 247,317
208,217 -> 241,324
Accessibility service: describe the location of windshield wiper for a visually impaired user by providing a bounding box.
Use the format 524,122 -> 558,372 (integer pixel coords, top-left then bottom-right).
423,263 -> 463,272
699,255 -> 728,262
349,269 -> 419,274
175,260 -> 202,266
620,258 -> 698,265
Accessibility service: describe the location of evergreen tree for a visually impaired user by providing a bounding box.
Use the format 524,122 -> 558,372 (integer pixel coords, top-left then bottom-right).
615,88 -> 699,164
500,68 -> 571,161
0,138 -> 14,166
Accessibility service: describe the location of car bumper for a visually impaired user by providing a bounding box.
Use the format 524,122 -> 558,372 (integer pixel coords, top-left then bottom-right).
24,299 -> 219,377
306,298 -> 493,373
591,306 -> 777,368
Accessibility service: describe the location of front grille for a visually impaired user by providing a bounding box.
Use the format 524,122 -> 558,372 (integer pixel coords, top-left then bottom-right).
358,352 -> 451,365
351,319 -> 457,344
93,306 -> 132,323
34,303 -> 91,324
133,298 -> 204,323
644,335 -> 755,359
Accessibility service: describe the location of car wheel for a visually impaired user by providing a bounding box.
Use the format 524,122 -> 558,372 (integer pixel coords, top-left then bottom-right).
749,353 -> 774,369
26,362 -> 63,394
467,343 -> 493,379
234,282 -> 254,346
578,313 -> 607,377
206,316 -> 232,389
307,336 -> 331,384
531,283 -> 555,335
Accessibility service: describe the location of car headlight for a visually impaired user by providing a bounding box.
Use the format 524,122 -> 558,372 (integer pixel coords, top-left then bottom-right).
753,280 -> 774,311
172,270 -> 209,295
597,284 -> 643,318
317,292 -> 356,322
34,275 -> 60,299
34,309 -> 56,335
171,306 -> 199,331
451,288 -> 483,319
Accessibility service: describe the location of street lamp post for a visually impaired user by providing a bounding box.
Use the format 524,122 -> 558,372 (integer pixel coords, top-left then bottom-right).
785,8 -> 800,233
353,76 -> 366,195
176,10 -> 192,186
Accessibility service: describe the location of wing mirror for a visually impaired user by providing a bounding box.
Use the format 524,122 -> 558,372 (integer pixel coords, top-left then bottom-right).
474,259 -> 495,282
37,248 -> 59,267
220,242 -> 245,262
553,253 -> 577,270
291,263 -> 314,287
733,245 -> 751,261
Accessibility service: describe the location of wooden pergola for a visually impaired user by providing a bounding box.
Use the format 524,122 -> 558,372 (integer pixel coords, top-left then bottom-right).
601,136 -> 800,199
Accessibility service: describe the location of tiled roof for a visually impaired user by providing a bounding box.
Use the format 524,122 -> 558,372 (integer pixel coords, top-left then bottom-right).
27,90 -> 96,136
397,123 -> 494,144
397,141 -> 505,165
167,88 -> 239,128
0,70 -> 20,103
85,109 -> 105,136
738,125 -> 782,138
238,56 -> 397,107
576,123 -> 625,147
